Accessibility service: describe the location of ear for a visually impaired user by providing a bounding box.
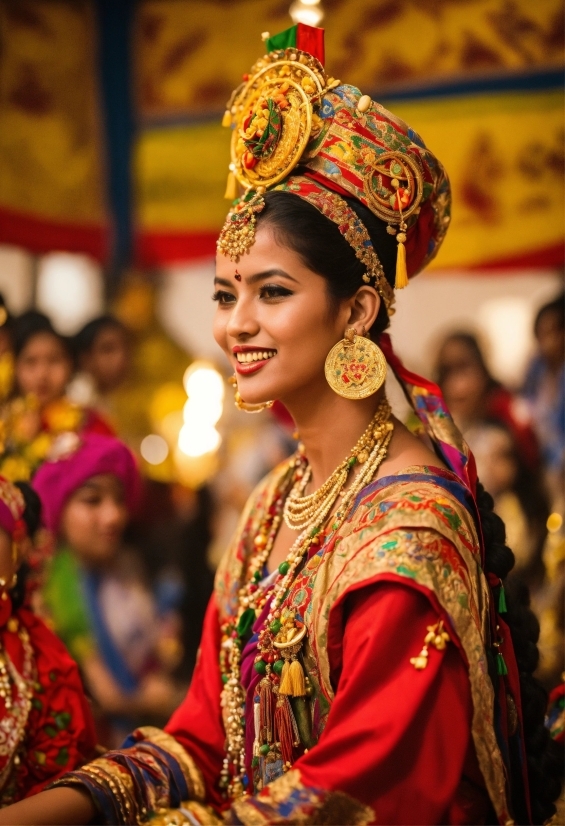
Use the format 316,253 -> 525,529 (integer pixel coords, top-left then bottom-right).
345,286 -> 381,334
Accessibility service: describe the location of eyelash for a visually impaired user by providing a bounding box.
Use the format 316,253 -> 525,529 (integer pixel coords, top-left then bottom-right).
212,284 -> 293,305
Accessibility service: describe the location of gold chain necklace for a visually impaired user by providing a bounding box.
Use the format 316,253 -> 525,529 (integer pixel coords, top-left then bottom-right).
220,400 -> 394,798
283,399 -> 391,531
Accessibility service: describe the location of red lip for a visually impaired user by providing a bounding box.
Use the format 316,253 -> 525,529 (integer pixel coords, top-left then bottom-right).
235,358 -> 271,375
232,345 -> 276,354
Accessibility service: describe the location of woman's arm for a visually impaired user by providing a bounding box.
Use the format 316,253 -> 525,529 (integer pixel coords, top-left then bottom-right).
0,787 -> 95,825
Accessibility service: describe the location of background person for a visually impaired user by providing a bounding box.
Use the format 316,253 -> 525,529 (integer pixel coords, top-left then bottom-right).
435,330 -> 540,472
523,293 -> 565,505
0,476 -> 96,804
32,433 -> 184,746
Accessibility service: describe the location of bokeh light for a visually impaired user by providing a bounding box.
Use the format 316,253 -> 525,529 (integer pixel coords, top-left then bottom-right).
140,434 -> 169,465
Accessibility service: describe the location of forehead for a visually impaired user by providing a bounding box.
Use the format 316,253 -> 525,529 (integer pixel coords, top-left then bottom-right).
20,332 -> 67,358
215,223 -> 301,275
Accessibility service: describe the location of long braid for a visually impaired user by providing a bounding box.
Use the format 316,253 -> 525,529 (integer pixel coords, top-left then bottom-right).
476,482 -> 563,824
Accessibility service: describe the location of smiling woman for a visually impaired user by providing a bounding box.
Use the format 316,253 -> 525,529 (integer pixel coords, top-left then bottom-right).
1,24 -> 561,826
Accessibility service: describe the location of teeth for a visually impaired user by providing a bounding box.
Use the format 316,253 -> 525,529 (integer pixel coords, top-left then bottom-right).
236,350 -> 275,363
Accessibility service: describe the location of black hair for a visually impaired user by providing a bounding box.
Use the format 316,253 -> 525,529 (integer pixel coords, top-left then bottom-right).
9,482 -> 42,612
256,191 -> 563,822
73,314 -> 127,359
259,189 -> 396,340
533,292 -> 564,337
12,310 -> 71,360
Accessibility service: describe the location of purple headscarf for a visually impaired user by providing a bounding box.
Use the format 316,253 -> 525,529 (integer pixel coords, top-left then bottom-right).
32,434 -> 140,534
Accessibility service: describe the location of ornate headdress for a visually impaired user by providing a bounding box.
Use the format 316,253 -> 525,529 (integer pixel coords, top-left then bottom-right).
218,23 -> 451,314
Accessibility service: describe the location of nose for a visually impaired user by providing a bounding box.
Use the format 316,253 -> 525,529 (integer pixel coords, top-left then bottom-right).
99,497 -> 126,531
225,293 -> 260,341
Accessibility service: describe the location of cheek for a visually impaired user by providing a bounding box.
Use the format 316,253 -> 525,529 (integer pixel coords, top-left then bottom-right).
50,362 -> 70,387
213,309 -> 229,352
61,504 -> 96,547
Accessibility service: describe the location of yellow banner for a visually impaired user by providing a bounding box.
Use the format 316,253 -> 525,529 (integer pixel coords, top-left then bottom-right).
136,87 -> 564,268
0,1 -> 105,224
136,0 -> 564,119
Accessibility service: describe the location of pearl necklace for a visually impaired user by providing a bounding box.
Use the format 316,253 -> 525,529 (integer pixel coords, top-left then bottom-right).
220,400 -> 394,798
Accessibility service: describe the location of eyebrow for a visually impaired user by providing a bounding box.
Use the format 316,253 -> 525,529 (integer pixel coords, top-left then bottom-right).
214,268 -> 297,287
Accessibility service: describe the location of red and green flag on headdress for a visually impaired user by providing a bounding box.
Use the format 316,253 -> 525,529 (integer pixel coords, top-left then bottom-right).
266,23 -> 325,65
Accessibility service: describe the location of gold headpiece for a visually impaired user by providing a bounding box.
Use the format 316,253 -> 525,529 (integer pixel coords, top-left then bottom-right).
217,25 -> 451,311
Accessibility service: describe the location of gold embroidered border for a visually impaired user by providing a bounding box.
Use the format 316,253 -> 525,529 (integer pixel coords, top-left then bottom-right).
134,726 -> 206,803
231,768 -> 374,825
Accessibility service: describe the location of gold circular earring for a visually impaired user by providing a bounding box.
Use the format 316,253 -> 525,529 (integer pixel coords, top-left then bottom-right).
229,375 -> 274,414
324,327 -> 387,399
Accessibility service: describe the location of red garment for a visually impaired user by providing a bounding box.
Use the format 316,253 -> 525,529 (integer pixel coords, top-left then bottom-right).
82,407 -> 116,438
166,581 -> 491,824
0,605 -> 97,802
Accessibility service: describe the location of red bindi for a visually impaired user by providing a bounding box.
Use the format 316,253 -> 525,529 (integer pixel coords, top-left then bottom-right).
234,270 -> 242,281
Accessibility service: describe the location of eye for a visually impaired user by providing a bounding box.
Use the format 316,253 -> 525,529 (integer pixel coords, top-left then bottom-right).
212,290 -> 236,306
259,284 -> 293,301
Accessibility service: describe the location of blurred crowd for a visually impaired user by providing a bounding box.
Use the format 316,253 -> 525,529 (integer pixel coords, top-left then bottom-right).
434,292 -> 565,689
0,286 -> 562,754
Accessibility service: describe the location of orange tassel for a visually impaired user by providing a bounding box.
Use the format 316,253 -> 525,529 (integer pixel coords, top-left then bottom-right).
224,171 -> 238,201
279,661 -> 292,695
289,660 -> 306,697
395,241 -> 408,289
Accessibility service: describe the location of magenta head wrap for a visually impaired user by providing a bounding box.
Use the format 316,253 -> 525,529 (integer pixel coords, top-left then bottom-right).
32,434 -> 140,534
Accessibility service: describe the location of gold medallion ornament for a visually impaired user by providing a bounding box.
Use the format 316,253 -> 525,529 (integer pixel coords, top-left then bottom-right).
224,47 -> 334,192
217,43 -> 340,263
324,327 -> 387,400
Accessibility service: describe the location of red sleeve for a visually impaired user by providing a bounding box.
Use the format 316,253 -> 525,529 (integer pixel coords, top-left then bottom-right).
165,592 -> 226,811
294,582 -> 484,825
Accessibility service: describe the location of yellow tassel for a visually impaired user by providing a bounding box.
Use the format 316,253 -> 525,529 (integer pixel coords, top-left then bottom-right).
279,661 -> 292,695
395,241 -> 408,289
288,660 -> 306,697
224,171 -> 238,201
222,109 -> 232,128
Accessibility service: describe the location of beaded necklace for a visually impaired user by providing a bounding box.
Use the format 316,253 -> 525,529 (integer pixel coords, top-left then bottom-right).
220,399 -> 393,798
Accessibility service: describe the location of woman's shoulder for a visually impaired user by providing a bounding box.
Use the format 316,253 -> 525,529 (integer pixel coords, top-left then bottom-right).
311,467 -> 488,652
344,464 -> 479,550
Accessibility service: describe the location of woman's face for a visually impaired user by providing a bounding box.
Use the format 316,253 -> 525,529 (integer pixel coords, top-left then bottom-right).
82,326 -> 130,393
213,223 -> 358,408
60,474 -> 128,565
16,332 -> 72,407
466,426 -> 518,497
437,338 -> 489,423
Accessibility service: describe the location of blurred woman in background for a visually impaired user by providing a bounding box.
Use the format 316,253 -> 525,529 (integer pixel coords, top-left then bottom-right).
32,433 -> 183,746
435,331 -> 540,473
466,420 -> 548,591
0,312 -> 113,482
